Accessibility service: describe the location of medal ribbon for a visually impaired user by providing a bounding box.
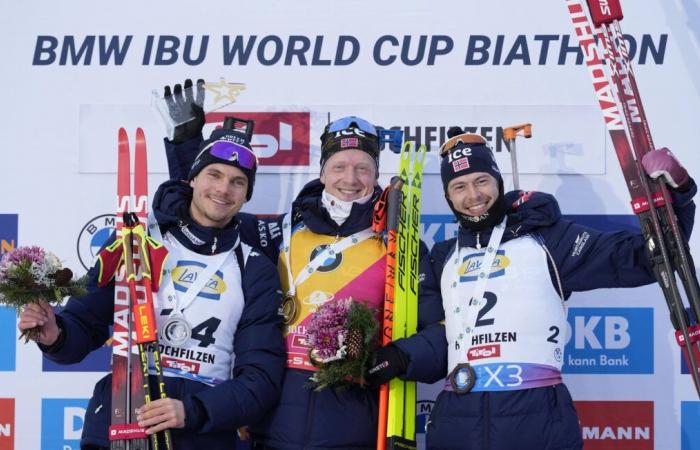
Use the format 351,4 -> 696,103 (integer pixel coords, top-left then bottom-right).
448,217 -> 507,357
280,212 -> 375,297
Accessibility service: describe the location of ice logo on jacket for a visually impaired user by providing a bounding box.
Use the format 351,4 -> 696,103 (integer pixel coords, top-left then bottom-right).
459,250 -> 509,282
309,244 -> 342,273
172,260 -> 226,300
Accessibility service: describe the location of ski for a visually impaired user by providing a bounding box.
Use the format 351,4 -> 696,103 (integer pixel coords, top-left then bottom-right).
402,143 -> 426,444
133,128 -> 173,449
385,142 -> 412,450
589,2 -> 700,372
374,176 -> 403,450
566,0 -> 700,396
378,141 -> 426,450
109,129 -> 149,449
107,129 -> 172,448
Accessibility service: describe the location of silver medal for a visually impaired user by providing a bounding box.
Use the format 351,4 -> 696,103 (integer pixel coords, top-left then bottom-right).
162,313 -> 192,346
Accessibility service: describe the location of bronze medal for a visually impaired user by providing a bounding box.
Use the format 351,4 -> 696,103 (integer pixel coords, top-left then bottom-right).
449,362 -> 476,394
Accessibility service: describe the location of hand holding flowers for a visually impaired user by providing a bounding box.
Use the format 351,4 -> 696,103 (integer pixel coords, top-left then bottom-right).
0,246 -> 86,342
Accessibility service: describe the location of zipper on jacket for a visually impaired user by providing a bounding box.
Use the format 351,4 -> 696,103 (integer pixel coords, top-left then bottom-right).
476,232 -> 482,249
211,236 -> 218,254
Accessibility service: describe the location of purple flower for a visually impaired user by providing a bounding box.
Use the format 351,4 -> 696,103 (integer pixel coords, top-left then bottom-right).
1,246 -> 46,266
0,246 -> 59,284
307,298 -> 353,361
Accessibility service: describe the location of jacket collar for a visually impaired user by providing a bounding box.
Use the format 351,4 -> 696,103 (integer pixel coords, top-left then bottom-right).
291,179 -> 382,237
457,190 -> 562,248
152,180 -> 241,254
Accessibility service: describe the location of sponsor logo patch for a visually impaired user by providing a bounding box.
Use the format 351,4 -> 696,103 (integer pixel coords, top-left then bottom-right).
468,344 -> 501,361
459,250 -> 509,281
571,231 -> 590,257
161,356 -> 200,374
172,260 -> 226,300
309,245 -> 343,273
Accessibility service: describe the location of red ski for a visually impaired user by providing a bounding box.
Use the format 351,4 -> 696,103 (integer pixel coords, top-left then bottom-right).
566,0 -> 700,397
103,129 -> 171,448
108,128 -> 149,449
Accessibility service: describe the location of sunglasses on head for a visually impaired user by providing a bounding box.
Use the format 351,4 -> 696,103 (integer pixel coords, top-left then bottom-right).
327,116 -> 404,152
439,133 -> 488,157
327,116 -> 377,136
203,140 -> 258,170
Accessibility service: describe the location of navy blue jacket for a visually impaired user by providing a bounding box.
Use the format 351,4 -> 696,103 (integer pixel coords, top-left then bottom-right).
245,179 -> 445,449
421,186 -> 696,450
41,179 -> 286,450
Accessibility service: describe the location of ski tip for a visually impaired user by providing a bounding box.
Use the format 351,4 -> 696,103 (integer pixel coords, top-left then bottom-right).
118,127 -> 128,142
136,127 -> 145,142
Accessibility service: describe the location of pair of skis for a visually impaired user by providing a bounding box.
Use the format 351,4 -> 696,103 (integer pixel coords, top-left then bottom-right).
373,141 -> 426,450
100,128 -> 172,449
566,0 -> 700,396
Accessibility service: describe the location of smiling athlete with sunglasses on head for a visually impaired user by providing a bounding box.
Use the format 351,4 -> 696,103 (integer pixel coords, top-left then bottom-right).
20,108 -> 286,450
412,126 -> 696,450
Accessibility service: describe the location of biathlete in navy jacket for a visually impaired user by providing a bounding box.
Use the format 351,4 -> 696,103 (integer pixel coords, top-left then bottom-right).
18,119 -> 286,450
414,127 -> 696,450
163,108 -> 446,449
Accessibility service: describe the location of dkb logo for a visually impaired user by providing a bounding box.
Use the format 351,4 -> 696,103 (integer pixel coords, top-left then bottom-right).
563,308 -> 653,374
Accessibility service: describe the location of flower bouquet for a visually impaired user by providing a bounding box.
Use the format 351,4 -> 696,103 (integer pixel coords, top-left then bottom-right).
305,297 -> 379,391
0,246 -> 87,341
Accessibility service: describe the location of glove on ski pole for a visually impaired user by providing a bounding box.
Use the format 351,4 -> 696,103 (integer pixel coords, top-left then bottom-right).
367,344 -> 409,387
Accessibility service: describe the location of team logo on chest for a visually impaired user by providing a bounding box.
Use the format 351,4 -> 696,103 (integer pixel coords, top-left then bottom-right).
459,250 -> 510,282
172,260 -> 227,300
309,245 -> 343,273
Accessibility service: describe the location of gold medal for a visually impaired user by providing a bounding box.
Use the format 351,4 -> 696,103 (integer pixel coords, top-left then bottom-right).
281,293 -> 299,325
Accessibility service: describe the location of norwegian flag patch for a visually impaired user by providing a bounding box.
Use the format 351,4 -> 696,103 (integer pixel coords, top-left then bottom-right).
340,137 -> 359,148
452,157 -> 470,172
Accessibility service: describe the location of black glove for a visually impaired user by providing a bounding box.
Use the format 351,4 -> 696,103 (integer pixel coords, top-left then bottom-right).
164,78 -> 206,144
366,344 -> 409,387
